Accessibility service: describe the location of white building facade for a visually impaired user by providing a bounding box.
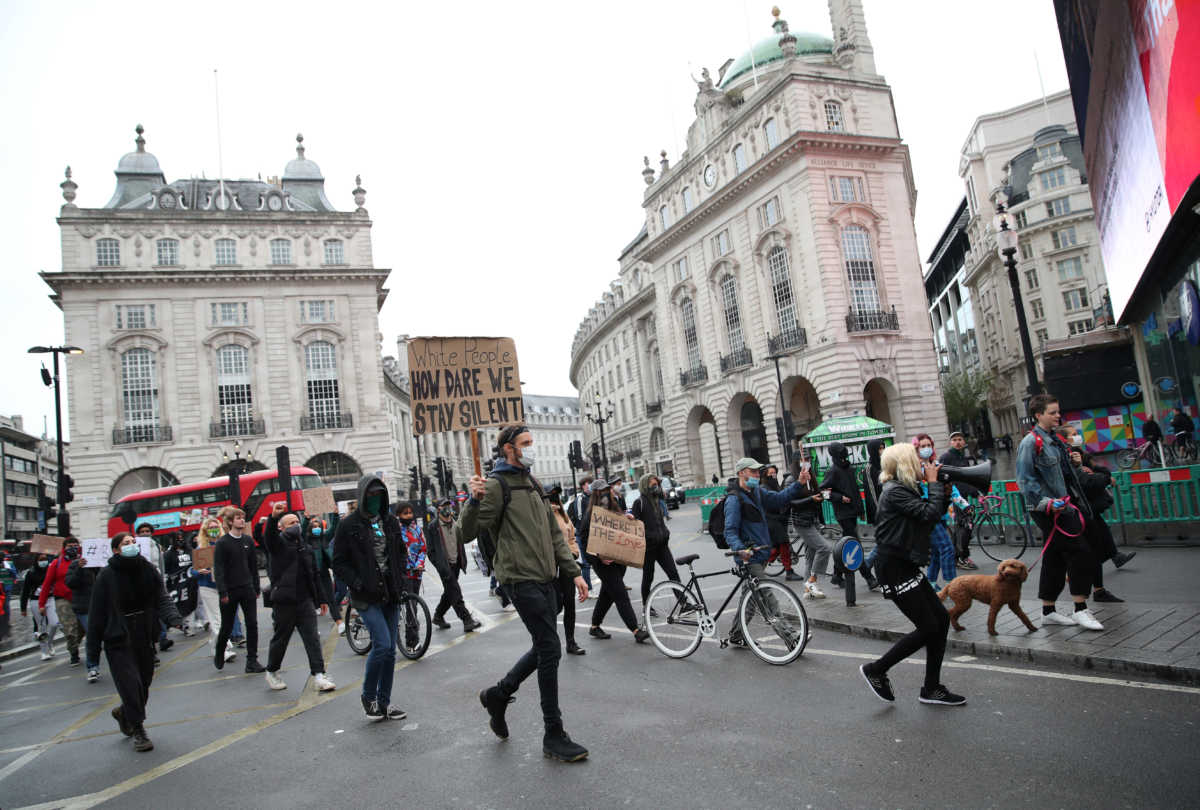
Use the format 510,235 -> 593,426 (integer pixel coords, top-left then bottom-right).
1,415 -> 66,541
42,128 -> 394,537
956,92 -> 1112,435
570,3 -> 945,486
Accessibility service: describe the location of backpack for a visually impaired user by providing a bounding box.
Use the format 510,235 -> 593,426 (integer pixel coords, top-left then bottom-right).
707,491 -> 763,550
476,471 -> 546,567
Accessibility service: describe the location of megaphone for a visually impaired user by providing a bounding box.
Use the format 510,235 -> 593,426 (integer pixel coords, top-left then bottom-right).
938,460 -> 993,493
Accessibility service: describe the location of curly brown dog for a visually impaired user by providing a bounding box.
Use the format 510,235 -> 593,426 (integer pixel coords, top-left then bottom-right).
938,559 -> 1038,635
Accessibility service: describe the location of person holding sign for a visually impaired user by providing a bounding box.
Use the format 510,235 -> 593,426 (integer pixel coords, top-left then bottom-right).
579,482 -> 649,644
85,532 -> 186,753
464,425 -> 589,763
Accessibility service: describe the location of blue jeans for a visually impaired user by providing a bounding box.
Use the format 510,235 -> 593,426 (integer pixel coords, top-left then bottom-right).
76,612 -> 99,670
360,602 -> 400,705
925,523 -> 957,585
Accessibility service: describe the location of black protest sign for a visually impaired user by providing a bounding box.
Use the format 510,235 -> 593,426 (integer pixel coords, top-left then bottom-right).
407,337 -> 524,436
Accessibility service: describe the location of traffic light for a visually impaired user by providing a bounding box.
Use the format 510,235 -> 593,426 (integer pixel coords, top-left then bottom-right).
590,442 -> 602,470
775,417 -> 788,448
38,480 -> 56,522
59,473 -> 74,504
409,466 -> 418,491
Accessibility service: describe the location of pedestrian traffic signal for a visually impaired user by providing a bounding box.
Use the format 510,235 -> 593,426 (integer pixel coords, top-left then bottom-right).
38,480 -> 56,521
590,442 -> 602,469
409,466 -> 419,491
59,473 -> 75,504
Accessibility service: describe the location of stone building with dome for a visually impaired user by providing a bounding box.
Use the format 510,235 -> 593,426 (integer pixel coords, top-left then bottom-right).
41,126 -> 394,537
569,2 -> 945,484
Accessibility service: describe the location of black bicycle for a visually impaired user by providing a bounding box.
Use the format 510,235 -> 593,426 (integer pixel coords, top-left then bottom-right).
344,590 -> 432,660
644,547 -> 809,665
959,494 -> 1031,561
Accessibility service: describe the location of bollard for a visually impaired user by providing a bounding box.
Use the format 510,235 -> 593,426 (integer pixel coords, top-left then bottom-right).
832,536 -> 864,607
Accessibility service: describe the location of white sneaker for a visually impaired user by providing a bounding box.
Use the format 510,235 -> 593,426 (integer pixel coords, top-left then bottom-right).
1041,611 -> 1077,627
40,651 -> 52,661
224,649 -> 237,662
805,582 -> 826,599
265,670 -> 287,691
313,672 -> 336,692
336,621 -> 346,636
1074,609 -> 1104,631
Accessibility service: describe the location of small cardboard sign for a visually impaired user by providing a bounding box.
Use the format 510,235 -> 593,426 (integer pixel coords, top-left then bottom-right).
407,337 -> 523,436
30,535 -> 62,555
302,486 -> 337,515
587,509 -> 646,569
191,545 -> 215,570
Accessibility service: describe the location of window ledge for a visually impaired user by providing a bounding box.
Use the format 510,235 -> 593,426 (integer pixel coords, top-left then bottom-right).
152,264 -> 182,270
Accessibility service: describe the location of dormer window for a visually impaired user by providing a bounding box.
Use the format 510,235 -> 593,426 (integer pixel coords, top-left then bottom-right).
824,100 -> 845,132
1037,142 -> 1062,161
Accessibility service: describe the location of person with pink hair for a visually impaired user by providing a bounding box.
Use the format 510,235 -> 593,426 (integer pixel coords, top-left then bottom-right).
913,434 -> 963,589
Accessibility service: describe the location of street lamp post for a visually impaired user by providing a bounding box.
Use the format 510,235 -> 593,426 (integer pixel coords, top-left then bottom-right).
993,193 -> 1042,416
28,345 -> 83,536
586,398 -> 614,481
222,439 -> 254,475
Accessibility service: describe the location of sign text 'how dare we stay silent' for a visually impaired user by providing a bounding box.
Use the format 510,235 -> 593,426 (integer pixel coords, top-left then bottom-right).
407,337 -> 524,436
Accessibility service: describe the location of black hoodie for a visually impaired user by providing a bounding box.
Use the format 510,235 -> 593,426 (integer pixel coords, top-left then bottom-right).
331,474 -> 408,607
820,442 -> 862,521
861,439 -> 885,524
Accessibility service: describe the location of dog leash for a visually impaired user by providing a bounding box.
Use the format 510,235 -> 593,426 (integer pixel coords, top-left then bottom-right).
1029,497 -> 1085,572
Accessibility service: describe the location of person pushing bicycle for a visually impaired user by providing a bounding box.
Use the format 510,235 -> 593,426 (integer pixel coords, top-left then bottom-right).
723,458 -> 804,646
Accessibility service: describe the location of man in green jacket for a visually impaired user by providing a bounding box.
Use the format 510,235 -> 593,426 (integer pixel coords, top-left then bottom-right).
464,424 -> 589,763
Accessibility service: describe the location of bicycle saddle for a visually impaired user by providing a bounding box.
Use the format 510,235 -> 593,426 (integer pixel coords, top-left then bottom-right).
675,553 -> 700,566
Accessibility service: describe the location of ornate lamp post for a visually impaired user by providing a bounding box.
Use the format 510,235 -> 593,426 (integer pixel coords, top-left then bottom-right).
585,398 -> 615,481
993,192 -> 1042,419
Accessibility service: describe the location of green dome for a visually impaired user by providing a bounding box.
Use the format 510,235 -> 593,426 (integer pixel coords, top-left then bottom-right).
719,31 -> 834,88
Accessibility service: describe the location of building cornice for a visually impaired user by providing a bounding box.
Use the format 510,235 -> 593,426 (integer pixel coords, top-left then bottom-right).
568,283 -> 656,384
58,208 -> 370,227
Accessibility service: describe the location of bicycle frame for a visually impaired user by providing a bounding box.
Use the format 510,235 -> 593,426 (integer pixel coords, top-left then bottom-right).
668,562 -> 763,637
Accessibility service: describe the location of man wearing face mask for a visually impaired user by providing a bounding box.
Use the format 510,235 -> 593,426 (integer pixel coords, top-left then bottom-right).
305,515 -> 342,634
260,502 -> 335,693
331,475 -> 409,721
38,537 -> 84,666
464,425 -> 589,763
820,444 -> 879,591
428,498 -> 481,633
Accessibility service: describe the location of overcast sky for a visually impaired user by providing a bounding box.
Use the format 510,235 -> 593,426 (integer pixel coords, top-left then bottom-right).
0,0 -> 1068,441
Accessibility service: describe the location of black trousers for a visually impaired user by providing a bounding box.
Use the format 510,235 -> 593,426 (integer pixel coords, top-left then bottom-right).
1030,510 -> 1094,600
106,614 -> 155,727
872,556 -> 950,691
319,568 -> 341,621
640,542 -> 681,603
499,580 -> 563,730
402,576 -> 422,647
591,559 -> 639,632
216,585 -> 259,661
267,598 -> 325,675
434,566 -> 471,623
557,569 -> 577,644
1086,514 -> 1118,589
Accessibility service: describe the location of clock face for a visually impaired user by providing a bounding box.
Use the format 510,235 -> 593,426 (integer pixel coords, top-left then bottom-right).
158,193 -> 176,210
268,195 -> 283,211
703,164 -> 717,188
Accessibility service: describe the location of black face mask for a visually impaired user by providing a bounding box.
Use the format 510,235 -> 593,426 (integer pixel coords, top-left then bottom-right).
282,525 -> 302,541
64,546 -> 80,560
399,515 -> 414,526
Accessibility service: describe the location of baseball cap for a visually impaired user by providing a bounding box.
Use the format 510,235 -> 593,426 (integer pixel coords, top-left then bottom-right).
949,431 -> 965,440
734,457 -> 764,473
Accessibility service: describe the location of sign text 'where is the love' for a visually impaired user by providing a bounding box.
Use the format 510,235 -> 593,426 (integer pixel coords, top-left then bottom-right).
407,337 -> 524,435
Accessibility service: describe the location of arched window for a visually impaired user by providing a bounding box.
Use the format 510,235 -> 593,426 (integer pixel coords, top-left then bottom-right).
764,118 -> 779,150
719,274 -> 745,353
649,428 -> 665,453
97,238 -> 121,266
156,238 -> 179,266
215,345 -> 254,436
767,246 -> 799,334
121,348 -> 159,442
660,205 -> 671,230
733,143 -> 748,174
304,341 -> 342,429
680,298 -> 701,370
270,238 -> 292,265
842,225 -> 881,314
323,239 -> 344,265
306,451 -> 362,485
824,100 -> 845,132
682,186 -> 695,214
214,238 -> 237,265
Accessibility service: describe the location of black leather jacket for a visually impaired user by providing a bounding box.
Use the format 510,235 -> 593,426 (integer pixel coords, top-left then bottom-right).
872,480 -> 948,566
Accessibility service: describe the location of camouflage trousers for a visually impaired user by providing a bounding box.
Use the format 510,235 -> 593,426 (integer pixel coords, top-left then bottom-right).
55,597 -> 82,659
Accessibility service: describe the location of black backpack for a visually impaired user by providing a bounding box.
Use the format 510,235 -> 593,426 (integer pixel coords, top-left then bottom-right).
477,472 -> 545,567
707,491 -> 763,550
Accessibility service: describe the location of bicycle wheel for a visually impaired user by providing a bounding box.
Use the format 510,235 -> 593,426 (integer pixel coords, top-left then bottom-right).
1116,448 -> 1139,469
398,594 -> 432,660
344,605 -> 372,656
738,580 -> 808,665
974,511 -> 1031,562
645,581 -> 704,659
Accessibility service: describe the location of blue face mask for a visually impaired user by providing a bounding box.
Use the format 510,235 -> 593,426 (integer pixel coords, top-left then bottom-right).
120,544 -> 140,558
311,527 -> 323,536
919,447 -> 934,460
746,477 -> 759,489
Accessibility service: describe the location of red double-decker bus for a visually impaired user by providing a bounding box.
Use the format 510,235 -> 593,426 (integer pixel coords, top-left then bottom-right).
106,466 -> 325,539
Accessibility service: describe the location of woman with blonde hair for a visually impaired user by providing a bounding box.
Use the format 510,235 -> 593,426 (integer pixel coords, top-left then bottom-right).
191,516 -> 236,664
858,443 -> 963,707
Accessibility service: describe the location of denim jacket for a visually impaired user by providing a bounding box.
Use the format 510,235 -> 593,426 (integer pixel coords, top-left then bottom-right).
1016,426 -> 1089,515
725,481 -> 803,564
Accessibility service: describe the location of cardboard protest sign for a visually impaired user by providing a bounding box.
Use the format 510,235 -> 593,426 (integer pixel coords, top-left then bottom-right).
82,537 -> 157,567
407,337 -> 523,435
191,545 -> 215,570
302,486 -> 337,515
587,509 -> 646,569
30,535 -> 63,555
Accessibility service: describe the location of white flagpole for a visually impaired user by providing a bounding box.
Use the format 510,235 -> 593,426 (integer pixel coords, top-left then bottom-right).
213,69 -> 226,202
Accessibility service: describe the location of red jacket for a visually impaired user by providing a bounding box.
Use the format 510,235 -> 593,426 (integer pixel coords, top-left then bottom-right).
37,555 -> 73,611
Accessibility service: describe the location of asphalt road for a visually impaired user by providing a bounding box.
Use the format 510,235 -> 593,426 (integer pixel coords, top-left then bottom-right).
1,503 -> 1197,809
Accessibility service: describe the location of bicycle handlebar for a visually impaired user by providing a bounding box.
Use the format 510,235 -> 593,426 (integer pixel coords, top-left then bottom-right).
723,545 -> 771,557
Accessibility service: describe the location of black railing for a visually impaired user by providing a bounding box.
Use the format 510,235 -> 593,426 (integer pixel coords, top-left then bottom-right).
610,451 -> 625,463
719,346 -> 753,373
627,447 -> 642,459
846,307 -> 899,333
300,412 -> 353,431
645,400 -> 663,417
767,327 -> 807,355
209,419 -> 265,439
113,425 -> 172,445
679,365 -> 708,388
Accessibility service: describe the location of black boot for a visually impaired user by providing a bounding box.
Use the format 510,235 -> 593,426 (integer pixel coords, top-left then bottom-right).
543,726 -> 588,762
432,615 -> 451,630
462,616 -> 482,632
132,724 -> 154,752
244,660 -> 266,674
111,705 -> 133,737
479,686 -> 514,739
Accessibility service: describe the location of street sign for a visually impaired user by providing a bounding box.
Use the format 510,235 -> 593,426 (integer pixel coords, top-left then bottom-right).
835,537 -> 863,572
